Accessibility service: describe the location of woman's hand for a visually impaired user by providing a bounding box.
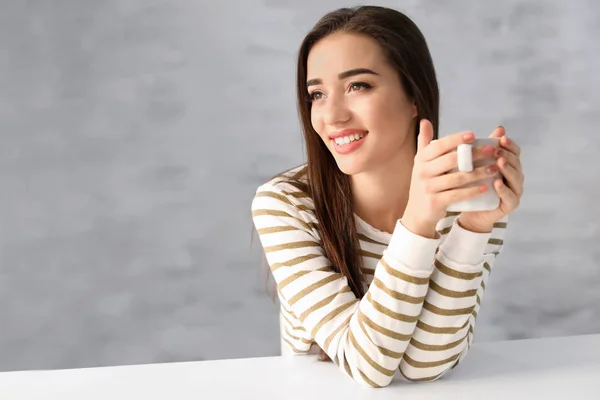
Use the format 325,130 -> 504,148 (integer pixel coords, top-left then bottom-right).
402,119 -> 499,238
458,126 -> 524,233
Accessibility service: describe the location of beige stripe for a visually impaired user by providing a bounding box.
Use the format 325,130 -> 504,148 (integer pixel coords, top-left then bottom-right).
445,211 -> 460,217
284,326 -> 313,345
348,330 -> 396,377
288,191 -> 310,198
265,240 -> 321,253
488,238 -> 504,245
358,310 -> 412,341
435,259 -> 482,280
359,249 -> 382,260
402,352 -> 460,369
357,368 -> 382,388
423,301 -> 475,316
416,319 -> 469,335
299,286 -> 353,321
481,280 -> 486,290
257,225 -> 300,235
281,336 -> 308,354
285,180 -> 309,193
409,332 -> 468,352
358,234 -> 386,246
360,267 -> 375,276
494,222 -> 507,229
400,368 -> 444,382
372,277 -> 425,304
429,280 -> 478,298
311,299 -> 358,338
290,166 -> 308,180
438,226 -> 452,235
342,354 -> 354,379
252,209 -> 317,231
472,309 -> 478,318
476,294 -> 481,306
279,269 -> 326,290
288,273 -> 342,306
280,311 -> 306,332
357,315 -> 404,359
381,259 -> 430,285
270,253 -> 322,272
367,292 -> 419,323
483,262 -> 491,274
254,191 -> 311,212
324,313 -> 353,351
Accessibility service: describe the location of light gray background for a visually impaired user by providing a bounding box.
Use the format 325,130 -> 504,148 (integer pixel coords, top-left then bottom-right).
0,0 -> 598,372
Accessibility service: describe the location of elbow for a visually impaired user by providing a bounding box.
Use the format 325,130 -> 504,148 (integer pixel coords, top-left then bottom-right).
398,360 -> 456,383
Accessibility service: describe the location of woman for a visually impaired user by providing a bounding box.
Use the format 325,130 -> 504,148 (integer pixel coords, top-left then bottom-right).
251,5 -> 524,388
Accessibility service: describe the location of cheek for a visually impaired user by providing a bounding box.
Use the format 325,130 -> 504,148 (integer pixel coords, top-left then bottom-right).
358,96 -> 406,135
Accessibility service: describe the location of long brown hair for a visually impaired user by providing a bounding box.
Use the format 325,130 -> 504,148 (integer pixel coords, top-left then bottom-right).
257,5 -> 440,361
294,6 -> 440,361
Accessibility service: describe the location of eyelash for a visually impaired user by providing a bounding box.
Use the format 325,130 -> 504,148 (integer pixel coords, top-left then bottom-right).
307,81 -> 373,102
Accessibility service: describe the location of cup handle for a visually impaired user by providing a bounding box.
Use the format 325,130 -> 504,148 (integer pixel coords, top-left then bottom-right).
456,143 -> 473,172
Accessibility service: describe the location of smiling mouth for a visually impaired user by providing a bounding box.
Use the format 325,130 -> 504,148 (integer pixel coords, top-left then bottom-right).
332,132 -> 368,146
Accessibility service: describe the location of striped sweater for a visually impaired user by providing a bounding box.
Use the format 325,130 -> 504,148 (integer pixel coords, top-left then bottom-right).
251,165 -> 506,387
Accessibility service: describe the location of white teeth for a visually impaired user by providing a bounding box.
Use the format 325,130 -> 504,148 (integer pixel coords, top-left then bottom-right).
334,132 -> 367,145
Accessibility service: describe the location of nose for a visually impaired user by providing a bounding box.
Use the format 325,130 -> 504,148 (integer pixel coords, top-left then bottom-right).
321,93 -> 351,126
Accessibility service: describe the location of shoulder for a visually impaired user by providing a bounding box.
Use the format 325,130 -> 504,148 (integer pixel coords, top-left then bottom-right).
251,164 -> 316,216
252,164 -> 313,207
251,164 -> 321,236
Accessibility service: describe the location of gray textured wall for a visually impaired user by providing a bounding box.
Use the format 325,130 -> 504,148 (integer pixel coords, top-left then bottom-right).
0,0 -> 598,372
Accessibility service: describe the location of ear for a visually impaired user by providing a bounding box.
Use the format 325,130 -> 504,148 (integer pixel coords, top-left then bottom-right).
411,102 -> 418,118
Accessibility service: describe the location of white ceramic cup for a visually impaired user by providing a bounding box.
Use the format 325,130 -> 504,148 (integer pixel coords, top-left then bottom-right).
446,138 -> 501,212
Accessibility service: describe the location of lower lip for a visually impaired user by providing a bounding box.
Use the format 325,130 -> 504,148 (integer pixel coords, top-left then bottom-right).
331,134 -> 368,155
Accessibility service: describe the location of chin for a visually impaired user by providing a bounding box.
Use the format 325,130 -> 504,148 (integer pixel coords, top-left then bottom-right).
332,155 -> 369,176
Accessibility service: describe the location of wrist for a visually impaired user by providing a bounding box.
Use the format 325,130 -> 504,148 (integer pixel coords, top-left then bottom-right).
457,215 -> 494,233
401,214 -> 438,239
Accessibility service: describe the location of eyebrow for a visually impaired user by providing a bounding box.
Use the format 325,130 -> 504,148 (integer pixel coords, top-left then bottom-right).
306,68 -> 379,87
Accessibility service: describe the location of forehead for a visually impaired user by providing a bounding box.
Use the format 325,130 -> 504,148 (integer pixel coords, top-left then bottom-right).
307,32 -> 386,79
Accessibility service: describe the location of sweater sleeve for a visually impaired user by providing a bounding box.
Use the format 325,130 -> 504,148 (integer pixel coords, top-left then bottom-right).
399,215 -> 507,382
251,183 -> 439,388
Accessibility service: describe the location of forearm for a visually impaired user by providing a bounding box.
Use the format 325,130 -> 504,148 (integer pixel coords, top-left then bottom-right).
399,216 -> 507,381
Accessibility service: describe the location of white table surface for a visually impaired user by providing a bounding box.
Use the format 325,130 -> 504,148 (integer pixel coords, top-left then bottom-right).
1,334 -> 599,399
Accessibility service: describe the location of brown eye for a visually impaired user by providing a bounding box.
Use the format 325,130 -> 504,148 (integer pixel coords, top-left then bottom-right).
309,91 -> 324,101
349,82 -> 372,92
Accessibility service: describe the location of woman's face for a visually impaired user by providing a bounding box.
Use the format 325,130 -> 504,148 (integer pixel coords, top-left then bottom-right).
306,32 -> 418,176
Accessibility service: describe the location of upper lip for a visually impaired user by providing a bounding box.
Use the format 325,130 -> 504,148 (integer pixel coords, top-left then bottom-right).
328,129 -> 368,139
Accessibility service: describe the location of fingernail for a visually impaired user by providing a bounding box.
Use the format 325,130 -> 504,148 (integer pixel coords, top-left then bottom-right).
495,148 -> 502,157
505,137 -> 511,144
463,132 -> 474,140
483,145 -> 495,156
479,185 -> 488,192
487,165 -> 498,174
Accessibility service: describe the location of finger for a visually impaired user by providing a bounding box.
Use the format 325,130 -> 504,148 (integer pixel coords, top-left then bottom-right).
427,164 -> 499,193
497,157 -> 523,197
500,135 -> 521,156
417,119 -> 434,153
489,125 -> 506,138
494,179 -> 520,211
498,148 -> 521,169
421,130 -> 475,162
438,184 -> 488,207
423,145 -> 497,177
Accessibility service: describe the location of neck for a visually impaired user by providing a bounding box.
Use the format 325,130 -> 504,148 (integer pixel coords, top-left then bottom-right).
350,148 -> 415,235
